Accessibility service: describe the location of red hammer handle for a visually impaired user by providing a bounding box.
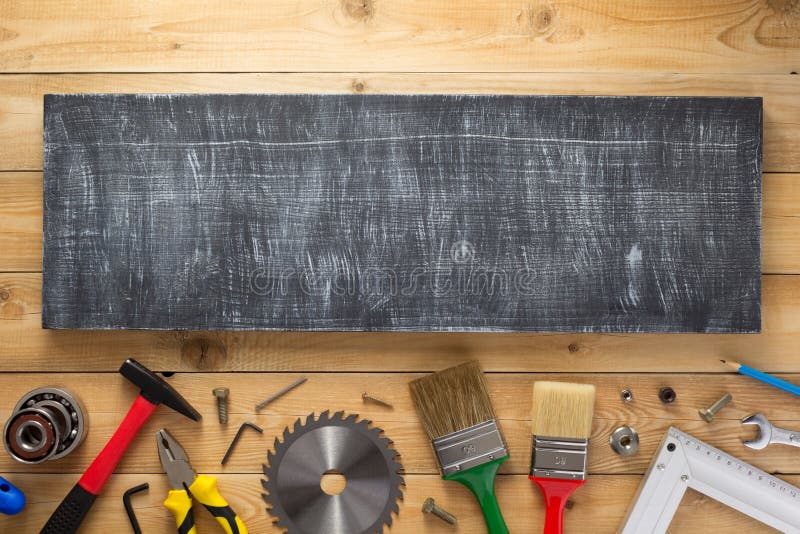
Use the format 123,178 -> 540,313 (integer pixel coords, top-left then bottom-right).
80,395 -> 158,494
40,395 -> 158,534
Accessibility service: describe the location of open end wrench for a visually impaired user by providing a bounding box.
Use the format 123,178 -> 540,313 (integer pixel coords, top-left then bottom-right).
741,413 -> 800,449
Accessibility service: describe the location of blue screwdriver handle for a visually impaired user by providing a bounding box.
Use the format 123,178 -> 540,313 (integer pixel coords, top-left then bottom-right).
0,476 -> 25,515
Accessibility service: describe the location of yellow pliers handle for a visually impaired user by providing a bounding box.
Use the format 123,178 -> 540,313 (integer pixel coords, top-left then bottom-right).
164,489 -> 197,534
163,474 -> 248,534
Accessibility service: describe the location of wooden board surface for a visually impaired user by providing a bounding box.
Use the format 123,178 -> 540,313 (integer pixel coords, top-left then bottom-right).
42,94 -> 762,332
1,0 -> 799,532
1,1 -> 799,73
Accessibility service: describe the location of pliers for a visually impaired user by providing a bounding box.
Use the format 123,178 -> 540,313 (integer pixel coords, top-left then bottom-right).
157,428 -> 248,534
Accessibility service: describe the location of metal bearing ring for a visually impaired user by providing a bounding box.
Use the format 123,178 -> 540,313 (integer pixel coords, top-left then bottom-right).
4,387 -> 87,464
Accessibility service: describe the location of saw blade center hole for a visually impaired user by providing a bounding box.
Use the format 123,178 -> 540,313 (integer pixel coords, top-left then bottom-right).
320,469 -> 347,496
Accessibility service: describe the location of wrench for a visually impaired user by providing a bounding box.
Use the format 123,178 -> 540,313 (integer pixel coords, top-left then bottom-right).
741,413 -> 800,449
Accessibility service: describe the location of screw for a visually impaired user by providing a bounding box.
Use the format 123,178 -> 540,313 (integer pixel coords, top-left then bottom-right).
620,389 -> 633,403
213,388 -> 229,424
362,392 -> 393,409
698,392 -> 732,423
422,497 -> 457,525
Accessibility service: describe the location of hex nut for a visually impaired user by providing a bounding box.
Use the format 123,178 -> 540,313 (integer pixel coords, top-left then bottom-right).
609,426 -> 639,457
658,387 -> 676,404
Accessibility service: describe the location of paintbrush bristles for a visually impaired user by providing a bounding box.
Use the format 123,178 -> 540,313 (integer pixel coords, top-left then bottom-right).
530,381 -> 596,439
409,361 -> 497,440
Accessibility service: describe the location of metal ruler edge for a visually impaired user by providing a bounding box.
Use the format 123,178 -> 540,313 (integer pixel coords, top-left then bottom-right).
618,426 -> 800,534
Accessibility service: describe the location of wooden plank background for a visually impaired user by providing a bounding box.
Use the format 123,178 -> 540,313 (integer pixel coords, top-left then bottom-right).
0,1 -> 798,532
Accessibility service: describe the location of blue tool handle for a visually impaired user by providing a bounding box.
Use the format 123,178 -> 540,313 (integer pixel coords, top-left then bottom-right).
0,476 -> 25,515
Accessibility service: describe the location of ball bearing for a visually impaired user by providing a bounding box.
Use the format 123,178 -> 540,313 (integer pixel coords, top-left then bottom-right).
4,387 -> 87,464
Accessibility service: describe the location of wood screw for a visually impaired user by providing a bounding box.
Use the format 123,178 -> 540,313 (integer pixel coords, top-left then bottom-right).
698,392 -> 732,423
422,497 -> 457,525
362,391 -> 393,408
213,387 -> 229,424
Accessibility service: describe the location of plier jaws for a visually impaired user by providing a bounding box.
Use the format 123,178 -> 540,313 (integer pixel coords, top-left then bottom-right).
156,428 -> 248,534
157,428 -> 197,490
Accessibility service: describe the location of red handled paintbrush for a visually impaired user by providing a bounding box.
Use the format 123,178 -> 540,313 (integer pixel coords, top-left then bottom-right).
529,381 -> 596,534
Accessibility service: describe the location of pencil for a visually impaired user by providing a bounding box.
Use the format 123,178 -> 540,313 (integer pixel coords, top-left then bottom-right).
721,359 -> 800,397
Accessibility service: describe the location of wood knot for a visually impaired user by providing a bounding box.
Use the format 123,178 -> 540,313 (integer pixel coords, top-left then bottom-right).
520,3 -> 556,36
531,6 -> 555,33
568,343 -> 580,353
342,0 -> 374,21
352,79 -> 367,93
0,27 -> 19,42
756,0 -> 800,48
180,335 -> 228,370
0,287 -> 23,320
172,43 -> 182,50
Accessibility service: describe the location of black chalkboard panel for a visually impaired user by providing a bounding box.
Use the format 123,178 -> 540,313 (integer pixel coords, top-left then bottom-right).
43,94 -> 762,332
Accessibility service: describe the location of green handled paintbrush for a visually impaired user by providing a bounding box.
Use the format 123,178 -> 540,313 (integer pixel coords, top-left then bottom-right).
410,361 -> 509,534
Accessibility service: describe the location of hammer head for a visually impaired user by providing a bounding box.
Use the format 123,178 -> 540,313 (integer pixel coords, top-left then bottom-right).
120,359 -> 201,422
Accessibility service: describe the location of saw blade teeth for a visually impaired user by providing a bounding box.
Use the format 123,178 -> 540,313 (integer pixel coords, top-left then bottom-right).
264,410 -> 404,533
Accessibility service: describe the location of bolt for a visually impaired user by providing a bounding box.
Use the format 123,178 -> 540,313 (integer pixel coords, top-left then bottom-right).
213,388 -> 229,424
698,392 -> 732,423
362,392 -> 393,409
422,497 -> 457,525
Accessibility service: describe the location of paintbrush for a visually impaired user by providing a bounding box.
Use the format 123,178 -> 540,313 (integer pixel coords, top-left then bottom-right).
409,361 -> 509,534
529,381 -> 596,534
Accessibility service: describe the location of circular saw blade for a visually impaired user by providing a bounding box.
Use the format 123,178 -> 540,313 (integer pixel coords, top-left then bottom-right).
262,411 -> 404,534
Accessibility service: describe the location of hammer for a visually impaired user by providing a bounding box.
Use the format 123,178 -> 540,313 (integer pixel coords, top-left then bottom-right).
41,359 -> 201,534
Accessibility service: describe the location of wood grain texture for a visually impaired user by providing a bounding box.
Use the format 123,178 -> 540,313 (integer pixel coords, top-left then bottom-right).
5,171 -> 800,274
2,73 -> 799,173
1,372 -> 799,477
4,473 -> 794,533
3,273 -> 800,372
0,1 -> 798,74
1,1 -> 798,532
42,94 -> 762,332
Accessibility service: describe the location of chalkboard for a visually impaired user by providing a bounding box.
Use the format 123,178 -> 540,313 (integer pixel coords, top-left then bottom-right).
43,94 -> 762,332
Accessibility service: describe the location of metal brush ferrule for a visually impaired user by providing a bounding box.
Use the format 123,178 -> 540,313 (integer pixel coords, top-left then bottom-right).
530,436 -> 588,480
432,420 -> 507,476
